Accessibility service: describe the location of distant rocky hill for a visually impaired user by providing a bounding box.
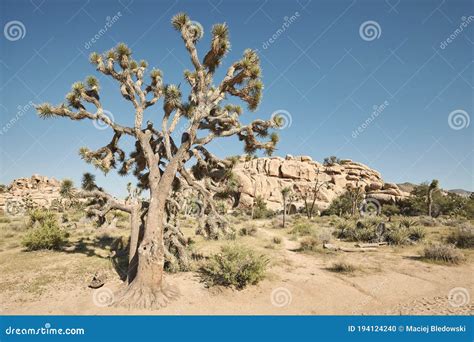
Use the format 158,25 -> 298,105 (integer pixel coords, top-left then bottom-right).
233,155 -> 410,211
397,182 -> 472,198
448,189 -> 472,197
0,175 -> 62,215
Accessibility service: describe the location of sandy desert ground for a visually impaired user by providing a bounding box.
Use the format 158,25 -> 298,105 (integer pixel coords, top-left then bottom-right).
0,215 -> 472,315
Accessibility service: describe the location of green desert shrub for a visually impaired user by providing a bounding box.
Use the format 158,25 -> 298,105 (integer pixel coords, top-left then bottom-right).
399,218 -> 417,229
199,245 -> 268,289
299,236 -> 320,252
385,227 -> 410,245
408,226 -> 426,242
335,219 -> 380,242
22,219 -> 68,251
272,236 -> 282,244
328,261 -> 357,273
0,216 -> 11,224
418,216 -> 437,227
28,208 -> 56,227
322,192 -> 353,216
252,196 -> 274,219
290,222 -> 314,237
239,225 -> 258,237
447,226 -> 474,249
381,204 -> 400,218
334,221 -> 356,240
422,243 -> 465,264
357,228 -> 378,242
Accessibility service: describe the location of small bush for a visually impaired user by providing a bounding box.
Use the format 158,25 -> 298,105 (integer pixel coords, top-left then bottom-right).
418,216 -> 437,227
199,245 -> 268,289
399,218 -> 417,229
382,204 -> 400,217
0,216 -> 11,224
300,236 -> 319,252
252,196 -> 274,219
272,237 -> 282,244
22,219 -> 68,251
422,244 -> 465,264
354,227 -> 378,242
318,230 -> 332,244
28,208 -> 56,227
290,222 -> 314,237
408,226 -> 426,242
447,226 -> 474,249
239,225 -> 258,237
334,221 -> 356,240
328,261 -> 356,273
386,227 -> 410,245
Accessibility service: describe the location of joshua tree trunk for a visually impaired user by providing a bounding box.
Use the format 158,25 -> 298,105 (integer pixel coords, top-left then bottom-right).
428,189 -> 433,217
427,180 -> 438,217
127,203 -> 142,283
116,171 -> 178,309
282,197 -> 287,228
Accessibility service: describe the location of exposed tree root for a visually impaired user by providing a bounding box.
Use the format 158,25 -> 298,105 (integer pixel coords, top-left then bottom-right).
114,281 -> 179,310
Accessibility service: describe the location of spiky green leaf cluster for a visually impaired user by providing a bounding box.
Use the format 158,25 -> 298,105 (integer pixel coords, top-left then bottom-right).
171,13 -> 189,30
116,42 -> 131,57
164,84 -> 182,110
36,103 -> 54,118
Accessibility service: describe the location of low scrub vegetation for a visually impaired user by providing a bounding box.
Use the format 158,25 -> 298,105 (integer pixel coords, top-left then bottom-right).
22,219 -> 68,251
251,196 -> 274,219
422,243 -> 465,264
290,222 -> 315,237
272,237 -> 282,244
0,216 -> 11,224
22,209 -> 68,251
239,225 -> 258,237
28,208 -> 56,227
327,261 -> 357,273
199,245 -> 268,289
407,226 -> 426,242
447,226 -> 474,249
334,218 -> 425,245
299,236 -> 319,252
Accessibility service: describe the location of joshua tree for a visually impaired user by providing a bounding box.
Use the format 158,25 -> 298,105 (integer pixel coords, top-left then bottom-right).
36,13 -> 279,309
281,187 -> 291,227
302,168 -> 328,218
427,179 -> 439,217
59,179 -> 75,210
346,182 -> 364,217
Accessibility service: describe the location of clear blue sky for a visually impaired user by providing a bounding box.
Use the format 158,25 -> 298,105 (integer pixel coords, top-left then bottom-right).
1,0 -> 473,197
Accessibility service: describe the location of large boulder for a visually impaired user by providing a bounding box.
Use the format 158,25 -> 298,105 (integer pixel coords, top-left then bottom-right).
233,156 -> 405,210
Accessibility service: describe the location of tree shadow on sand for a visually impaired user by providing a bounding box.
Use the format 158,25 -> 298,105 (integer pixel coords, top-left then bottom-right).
63,235 -> 130,281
